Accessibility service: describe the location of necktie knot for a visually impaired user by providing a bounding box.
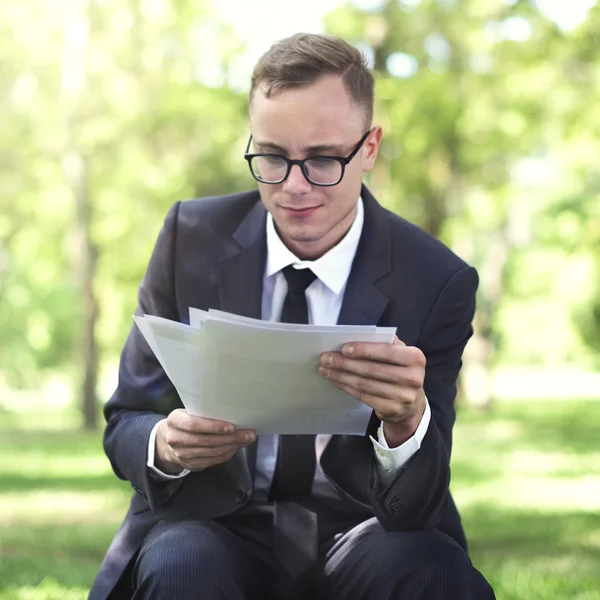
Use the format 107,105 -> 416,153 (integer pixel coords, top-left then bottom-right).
282,265 -> 317,296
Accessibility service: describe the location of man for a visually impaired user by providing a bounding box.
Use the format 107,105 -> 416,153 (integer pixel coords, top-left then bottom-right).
90,33 -> 495,600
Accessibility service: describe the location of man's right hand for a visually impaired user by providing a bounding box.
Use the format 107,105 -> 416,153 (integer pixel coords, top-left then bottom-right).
155,409 -> 256,475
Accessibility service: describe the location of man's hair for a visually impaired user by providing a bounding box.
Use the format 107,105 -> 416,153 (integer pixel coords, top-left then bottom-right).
250,33 -> 374,127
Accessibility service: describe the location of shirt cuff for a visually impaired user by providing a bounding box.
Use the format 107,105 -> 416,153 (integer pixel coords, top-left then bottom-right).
147,419 -> 190,480
369,398 -> 431,472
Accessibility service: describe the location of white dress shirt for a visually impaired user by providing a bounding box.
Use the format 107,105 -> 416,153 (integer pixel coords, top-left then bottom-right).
147,197 -> 431,494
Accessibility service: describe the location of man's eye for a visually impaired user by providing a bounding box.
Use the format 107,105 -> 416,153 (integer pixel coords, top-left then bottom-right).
308,157 -> 334,166
264,155 -> 285,164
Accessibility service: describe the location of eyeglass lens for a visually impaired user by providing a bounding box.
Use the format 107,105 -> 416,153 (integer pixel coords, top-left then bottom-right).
250,156 -> 343,185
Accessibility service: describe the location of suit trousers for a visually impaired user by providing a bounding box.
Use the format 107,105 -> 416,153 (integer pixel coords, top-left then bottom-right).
131,503 -> 495,600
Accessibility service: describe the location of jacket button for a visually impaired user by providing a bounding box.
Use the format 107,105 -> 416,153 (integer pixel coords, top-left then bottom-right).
235,489 -> 249,504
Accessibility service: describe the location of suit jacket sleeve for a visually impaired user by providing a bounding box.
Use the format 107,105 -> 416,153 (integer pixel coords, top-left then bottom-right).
368,265 -> 478,531
103,201 -> 186,510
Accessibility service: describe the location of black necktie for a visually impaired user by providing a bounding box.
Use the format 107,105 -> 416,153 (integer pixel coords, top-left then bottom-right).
270,265 -> 317,500
270,265 -> 318,583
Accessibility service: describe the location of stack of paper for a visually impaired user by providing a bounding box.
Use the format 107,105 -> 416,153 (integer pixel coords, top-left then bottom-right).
134,309 -> 396,435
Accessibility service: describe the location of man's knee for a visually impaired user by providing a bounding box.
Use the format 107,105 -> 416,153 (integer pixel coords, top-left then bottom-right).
134,520 -> 240,594
390,529 -> 467,560
375,530 -> 493,598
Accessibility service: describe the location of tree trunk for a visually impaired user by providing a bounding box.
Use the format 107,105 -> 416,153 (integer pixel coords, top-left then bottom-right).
61,0 -> 98,430
64,149 -> 99,430
461,227 -> 511,409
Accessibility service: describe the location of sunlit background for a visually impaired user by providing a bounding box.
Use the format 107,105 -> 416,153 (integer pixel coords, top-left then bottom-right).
0,1 -> 599,599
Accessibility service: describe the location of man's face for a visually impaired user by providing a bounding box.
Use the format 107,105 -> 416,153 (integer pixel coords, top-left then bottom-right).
249,74 -> 382,260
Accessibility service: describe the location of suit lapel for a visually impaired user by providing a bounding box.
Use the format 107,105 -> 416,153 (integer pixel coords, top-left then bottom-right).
217,198 -> 267,320
337,185 -> 392,327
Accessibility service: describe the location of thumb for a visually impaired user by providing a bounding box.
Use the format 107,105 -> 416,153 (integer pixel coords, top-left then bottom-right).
393,335 -> 406,346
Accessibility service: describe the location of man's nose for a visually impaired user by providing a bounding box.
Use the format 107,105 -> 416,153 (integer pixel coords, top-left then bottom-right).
283,164 -> 312,193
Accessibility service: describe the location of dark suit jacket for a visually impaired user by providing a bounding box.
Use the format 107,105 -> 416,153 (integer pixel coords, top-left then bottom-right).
89,185 -> 478,600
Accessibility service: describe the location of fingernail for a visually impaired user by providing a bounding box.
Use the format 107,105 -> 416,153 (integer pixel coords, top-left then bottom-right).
321,353 -> 333,366
343,344 -> 354,356
319,366 -> 330,378
245,431 -> 255,443
225,424 -> 235,434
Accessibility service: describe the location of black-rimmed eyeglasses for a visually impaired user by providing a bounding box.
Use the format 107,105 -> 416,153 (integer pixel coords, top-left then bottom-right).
244,130 -> 372,187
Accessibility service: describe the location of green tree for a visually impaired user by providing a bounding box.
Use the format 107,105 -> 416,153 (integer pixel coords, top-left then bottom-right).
325,0 -> 599,403
0,0 -> 251,427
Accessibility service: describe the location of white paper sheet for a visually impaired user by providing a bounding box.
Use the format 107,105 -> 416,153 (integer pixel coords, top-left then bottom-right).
136,315 -> 205,399
198,318 -> 394,434
134,310 -> 396,435
205,309 -> 387,334
189,307 -> 208,328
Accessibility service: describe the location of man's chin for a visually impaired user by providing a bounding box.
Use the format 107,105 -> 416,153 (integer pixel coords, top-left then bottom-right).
282,228 -> 323,245
277,225 -> 324,248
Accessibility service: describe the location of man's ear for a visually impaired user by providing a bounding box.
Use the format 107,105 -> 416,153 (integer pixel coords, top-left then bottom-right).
362,126 -> 383,171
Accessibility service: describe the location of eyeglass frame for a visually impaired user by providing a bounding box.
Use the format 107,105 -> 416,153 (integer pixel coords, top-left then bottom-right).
244,129 -> 372,187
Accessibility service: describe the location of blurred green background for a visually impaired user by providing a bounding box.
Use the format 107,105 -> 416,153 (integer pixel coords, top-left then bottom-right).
1,0 -> 599,598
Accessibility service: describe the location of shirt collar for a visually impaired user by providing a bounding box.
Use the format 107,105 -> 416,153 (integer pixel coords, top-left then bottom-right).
265,197 -> 364,295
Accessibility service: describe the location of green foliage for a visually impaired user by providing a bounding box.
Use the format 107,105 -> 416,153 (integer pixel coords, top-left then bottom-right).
0,0 -> 253,396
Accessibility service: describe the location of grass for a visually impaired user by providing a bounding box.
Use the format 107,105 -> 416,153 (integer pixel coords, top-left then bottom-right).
450,400 -> 600,600
1,399 -> 599,599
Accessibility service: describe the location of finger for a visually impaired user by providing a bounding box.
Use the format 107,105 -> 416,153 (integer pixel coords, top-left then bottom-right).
169,411 -> 240,436
333,342 -> 425,367
393,335 -> 405,346
328,380 -> 386,413
320,357 -> 422,385
173,442 -> 248,462
323,369 -> 400,400
330,381 -> 417,423
321,352 -> 425,386
178,450 -> 240,472
166,428 -> 256,449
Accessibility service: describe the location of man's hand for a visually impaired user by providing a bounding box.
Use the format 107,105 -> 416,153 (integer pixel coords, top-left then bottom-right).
319,336 -> 426,447
155,409 -> 256,474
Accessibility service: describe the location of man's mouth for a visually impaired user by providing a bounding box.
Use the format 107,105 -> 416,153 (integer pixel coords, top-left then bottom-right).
281,205 -> 321,215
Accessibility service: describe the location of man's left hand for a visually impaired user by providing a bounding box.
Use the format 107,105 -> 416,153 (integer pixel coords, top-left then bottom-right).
319,336 -> 426,447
